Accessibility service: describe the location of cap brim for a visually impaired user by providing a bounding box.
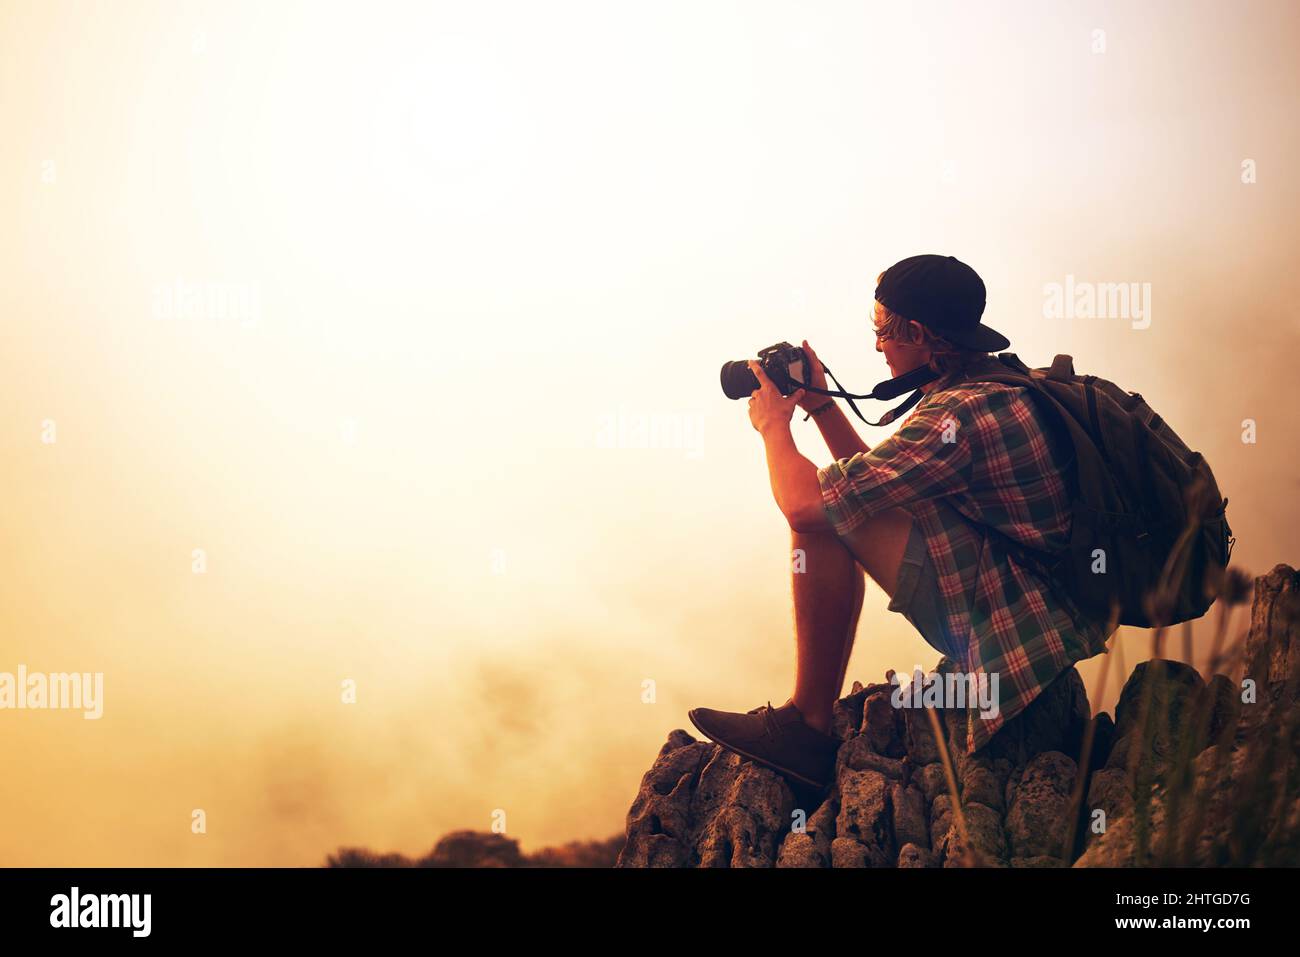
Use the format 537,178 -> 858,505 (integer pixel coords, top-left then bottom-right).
944,323 -> 1010,352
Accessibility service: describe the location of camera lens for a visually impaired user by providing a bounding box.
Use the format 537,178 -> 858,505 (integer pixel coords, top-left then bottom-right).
720,360 -> 760,399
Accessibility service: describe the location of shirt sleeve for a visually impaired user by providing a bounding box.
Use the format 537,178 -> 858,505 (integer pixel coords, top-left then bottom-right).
817,395 -> 974,535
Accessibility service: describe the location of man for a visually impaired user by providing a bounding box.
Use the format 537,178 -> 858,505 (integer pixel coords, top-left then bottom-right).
689,254 -> 1113,791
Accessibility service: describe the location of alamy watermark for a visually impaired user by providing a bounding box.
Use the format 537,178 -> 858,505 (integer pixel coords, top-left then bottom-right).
0,666 -> 103,719
890,665 -> 1000,720
152,277 -> 260,329
50,887 -> 150,937
1042,274 -> 1151,329
594,408 -> 704,459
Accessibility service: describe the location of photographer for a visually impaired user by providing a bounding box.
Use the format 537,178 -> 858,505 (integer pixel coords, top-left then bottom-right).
689,255 -> 1112,791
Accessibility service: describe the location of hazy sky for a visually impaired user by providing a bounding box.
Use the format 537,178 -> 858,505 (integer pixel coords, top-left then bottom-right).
2,0 -> 1297,865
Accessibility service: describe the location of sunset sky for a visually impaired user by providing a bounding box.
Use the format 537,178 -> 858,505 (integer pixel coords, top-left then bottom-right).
2,0 -> 1298,865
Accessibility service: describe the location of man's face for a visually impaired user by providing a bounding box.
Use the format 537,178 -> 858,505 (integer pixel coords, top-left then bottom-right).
874,311 -> 932,378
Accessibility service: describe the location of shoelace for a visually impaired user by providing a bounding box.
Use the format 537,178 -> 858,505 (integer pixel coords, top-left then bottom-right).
760,700 -> 783,742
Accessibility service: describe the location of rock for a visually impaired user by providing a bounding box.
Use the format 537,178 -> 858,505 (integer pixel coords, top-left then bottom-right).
693,750 -> 796,868
525,836 -> 625,868
1244,565 -> 1300,701
930,793 -> 953,851
618,737 -> 713,867
863,689 -> 906,756
656,728 -> 698,759
615,565 -> 1300,868
832,687 -> 868,742
897,843 -> 936,868
916,762 -> 949,803
960,756 -> 1005,813
617,734 -> 797,867
775,834 -> 822,868
1082,766 -> 1135,850
891,782 -> 928,850
420,831 -> 525,867
1172,744 -> 1241,867
1106,660 -> 1207,788
902,700 -> 942,765
831,837 -> 871,868
1073,814 -> 1136,867
981,666 -> 1090,767
1004,764 -> 1022,811
835,769 -> 894,866
331,832 -> 625,868
1203,674 -> 1240,744
1005,751 -> 1078,859
838,735 -> 908,780
776,798 -> 837,868
939,802 -> 1007,867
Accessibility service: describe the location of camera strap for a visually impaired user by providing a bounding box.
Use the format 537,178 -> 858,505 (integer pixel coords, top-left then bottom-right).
793,363 -> 941,428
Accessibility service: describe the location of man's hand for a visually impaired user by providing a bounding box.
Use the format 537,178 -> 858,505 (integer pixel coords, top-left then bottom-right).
746,361 -> 830,531
795,340 -> 832,413
747,360 -> 805,435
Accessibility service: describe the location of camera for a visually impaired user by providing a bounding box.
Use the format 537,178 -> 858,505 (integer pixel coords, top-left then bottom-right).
720,341 -> 810,400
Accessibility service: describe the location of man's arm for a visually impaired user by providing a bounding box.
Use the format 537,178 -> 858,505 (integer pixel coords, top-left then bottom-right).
817,398 -> 974,535
766,394 -> 974,535
792,341 -> 871,460
759,424 -> 832,532
746,359 -> 833,531
809,401 -> 871,460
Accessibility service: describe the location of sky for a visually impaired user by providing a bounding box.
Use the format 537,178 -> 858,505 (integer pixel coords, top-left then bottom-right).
1,0 -> 1297,865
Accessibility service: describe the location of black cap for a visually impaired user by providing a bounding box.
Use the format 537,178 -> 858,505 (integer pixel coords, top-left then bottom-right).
874,254 -> 1009,352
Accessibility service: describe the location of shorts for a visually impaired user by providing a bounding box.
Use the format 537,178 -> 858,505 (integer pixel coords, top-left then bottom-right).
887,518 -> 966,662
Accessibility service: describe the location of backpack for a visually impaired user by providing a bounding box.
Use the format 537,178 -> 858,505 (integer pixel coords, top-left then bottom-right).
961,353 -> 1234,628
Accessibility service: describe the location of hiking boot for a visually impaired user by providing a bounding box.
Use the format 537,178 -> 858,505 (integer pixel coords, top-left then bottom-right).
688,698 -> 839,790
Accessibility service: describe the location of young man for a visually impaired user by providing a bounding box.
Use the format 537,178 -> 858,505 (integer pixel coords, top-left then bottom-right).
689,254 -> 1113,790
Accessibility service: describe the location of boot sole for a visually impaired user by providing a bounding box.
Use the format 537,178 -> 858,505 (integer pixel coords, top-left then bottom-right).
688,709 -> 833,791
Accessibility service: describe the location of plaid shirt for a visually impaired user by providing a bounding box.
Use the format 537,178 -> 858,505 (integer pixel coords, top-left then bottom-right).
817,359 -> 1112,755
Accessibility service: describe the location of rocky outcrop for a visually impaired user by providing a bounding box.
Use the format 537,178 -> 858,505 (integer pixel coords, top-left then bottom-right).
327,830 -> 624,868
617,564 -> 1300,868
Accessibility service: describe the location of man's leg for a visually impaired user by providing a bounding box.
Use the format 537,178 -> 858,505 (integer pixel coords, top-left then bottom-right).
791,507 -> 916,733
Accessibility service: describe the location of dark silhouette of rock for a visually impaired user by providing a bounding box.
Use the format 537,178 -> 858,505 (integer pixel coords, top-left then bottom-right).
526,835 -> 627,868
1104,660 -> 1208,785
326,830 -> 624,868
419,830 -> 526,867
325,848 -> 416,867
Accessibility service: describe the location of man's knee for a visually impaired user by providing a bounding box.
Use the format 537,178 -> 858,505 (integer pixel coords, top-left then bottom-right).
823,508 -> 914,594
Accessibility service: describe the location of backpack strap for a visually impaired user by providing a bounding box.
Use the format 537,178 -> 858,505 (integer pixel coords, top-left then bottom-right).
1048,354 -> 1075,381
994,351 -> 1032,375
947,354 -> 1082,577
959,354 -> 1135,564
951,508 -> 1064,580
